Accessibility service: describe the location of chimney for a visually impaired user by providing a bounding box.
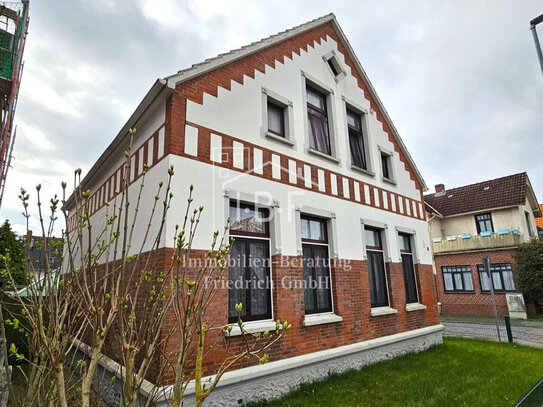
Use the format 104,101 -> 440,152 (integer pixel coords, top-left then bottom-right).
435,184 -> 445,194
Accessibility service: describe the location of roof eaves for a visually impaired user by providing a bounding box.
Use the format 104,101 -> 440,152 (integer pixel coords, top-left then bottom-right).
65,78 -> 175,209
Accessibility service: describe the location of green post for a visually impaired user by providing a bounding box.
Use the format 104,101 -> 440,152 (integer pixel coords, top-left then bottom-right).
504,316 -> 513,344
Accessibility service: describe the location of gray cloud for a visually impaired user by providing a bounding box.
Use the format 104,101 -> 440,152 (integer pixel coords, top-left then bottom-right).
1,0 -> 542,236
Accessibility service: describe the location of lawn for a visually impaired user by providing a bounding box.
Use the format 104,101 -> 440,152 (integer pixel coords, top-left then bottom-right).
248,338 -> 543,407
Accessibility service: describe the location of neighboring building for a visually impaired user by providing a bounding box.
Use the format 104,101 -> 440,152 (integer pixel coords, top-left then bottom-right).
425,173 -> 541,316
27,232 -> 63,280
536,203 -> 543,237
66,14 -> 441,405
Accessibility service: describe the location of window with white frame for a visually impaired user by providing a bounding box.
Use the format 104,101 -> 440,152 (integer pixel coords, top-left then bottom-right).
301,216 -> 332,314
347,109 -> 367,170
381,151 -> 393,181
306,86 -> 332,156
228,201 -> 272,323
365,227 -> 389,308
399,233 -> 418,304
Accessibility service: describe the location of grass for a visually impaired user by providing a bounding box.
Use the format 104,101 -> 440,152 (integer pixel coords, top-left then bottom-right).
248,338 -> 543,407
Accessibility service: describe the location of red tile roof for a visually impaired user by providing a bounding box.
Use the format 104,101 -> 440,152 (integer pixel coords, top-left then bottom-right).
536,204 -> 543,229
424,173 -> 528,217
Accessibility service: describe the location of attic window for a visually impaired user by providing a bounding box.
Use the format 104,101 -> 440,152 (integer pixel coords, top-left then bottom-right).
323,52 -> 344,81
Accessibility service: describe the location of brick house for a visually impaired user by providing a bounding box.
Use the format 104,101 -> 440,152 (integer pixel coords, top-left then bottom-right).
425,173 -> 541,316
66,14 -> 442,405
537,203 -> 543,237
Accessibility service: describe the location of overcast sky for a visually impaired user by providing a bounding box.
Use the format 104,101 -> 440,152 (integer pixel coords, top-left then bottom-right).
1,0 -> 542,236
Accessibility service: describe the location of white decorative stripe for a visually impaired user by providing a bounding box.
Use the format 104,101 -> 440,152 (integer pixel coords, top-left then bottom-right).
288,160 -> 297,184
382,190 -> 388,209
317,169 -> 325,192
210,133 -> 222,163
398,196 -> 404,214
158,127 -> 165,158
330,173 -> 338,195
138,148 -> 144,174
364,184 -> 371,204
353,181 -> 360,202
148,138 -> 154,166
233,141 -> 244,169
412,201 -> 418,218
406,198 -> 411,216
418,203 -> 423,219
390,193 -> 396,212
271,154 -> 281,180
304,165 -> 312,188
342,177 -> 350,199
373,187 -> 380,207
253,148 -> 263,174
184,124 -> 199,157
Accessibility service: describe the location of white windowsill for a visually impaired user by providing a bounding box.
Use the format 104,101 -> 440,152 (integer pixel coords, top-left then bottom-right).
307,147 -> 341,163
303,313 -> 343,327
226,320 -> 279,337
350,165 -> 375,178
406,303 -> 427,312
370,306 -> 398,317
382,176 -> 397,186
265,132 -> 295,147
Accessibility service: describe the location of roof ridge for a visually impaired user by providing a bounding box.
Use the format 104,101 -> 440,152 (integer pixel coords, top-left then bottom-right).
424,172 -> 527,196
170,13 -> 336,77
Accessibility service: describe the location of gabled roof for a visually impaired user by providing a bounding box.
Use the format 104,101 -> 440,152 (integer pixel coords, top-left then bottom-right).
424,173 -> 542,217
71,13 -> 427,206
166,13 -> 427,191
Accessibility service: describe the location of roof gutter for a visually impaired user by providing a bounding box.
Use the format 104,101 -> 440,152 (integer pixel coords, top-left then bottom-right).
65,78 -> 175,209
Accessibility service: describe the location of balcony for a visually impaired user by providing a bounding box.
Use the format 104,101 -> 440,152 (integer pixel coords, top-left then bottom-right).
431,229 -> 522,254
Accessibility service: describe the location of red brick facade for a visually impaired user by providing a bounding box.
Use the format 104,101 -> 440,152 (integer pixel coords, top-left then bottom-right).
434,249 -> 517,316
96,249 -> 439,386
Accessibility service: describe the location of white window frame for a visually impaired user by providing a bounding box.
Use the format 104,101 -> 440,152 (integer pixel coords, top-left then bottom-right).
361,219 -> 395,313
322,50 -> 346,83
261,87 -> 295,147
378,145 -> 396,186
342,96 -> 374,178
222,190 -> 278,327
294,206 -> 343,326
301,70 -> 340,164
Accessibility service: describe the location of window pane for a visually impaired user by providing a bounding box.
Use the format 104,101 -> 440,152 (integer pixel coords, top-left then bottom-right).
463,272 -> 474,291
349,129 -> 366,169
365,228 -> 381,249
443,273 -> 454,291
402,253 -> 418,303
399,234 -> 411,252
381,154 -> 390,179
301,217 -> 326,241
503,270 -> 515,291
229,205 -> 266,234
228,241 -> 246,320
480,271 -> 491,291
492,272 -> 503,290
302,246 -> 315,312
248,241 -> 270,318
453,273 -> 464,291
267,103 -> 283,136
314,246 -> 331,311
307,87 -> 325,110
347,110 -> 361,129
367,250 -> 388,307
308,111 -> 331,155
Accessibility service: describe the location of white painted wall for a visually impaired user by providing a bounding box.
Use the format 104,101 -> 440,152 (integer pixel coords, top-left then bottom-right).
185,35 -> 420,202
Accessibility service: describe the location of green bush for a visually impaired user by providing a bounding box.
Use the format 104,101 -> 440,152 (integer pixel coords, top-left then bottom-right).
513,238 -> 543,312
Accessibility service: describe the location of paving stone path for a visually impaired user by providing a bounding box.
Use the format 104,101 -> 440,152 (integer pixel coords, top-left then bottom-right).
440,316 -> 543,348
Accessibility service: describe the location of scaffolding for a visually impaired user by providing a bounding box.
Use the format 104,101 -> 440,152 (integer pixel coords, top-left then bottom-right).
0,0 -> 29,210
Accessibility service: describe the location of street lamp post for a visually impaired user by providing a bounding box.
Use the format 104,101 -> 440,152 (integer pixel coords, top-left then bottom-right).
531,14 -> 543,76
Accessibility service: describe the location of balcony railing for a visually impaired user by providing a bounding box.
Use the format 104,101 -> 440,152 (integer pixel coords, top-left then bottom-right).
431,229 -> 522,254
